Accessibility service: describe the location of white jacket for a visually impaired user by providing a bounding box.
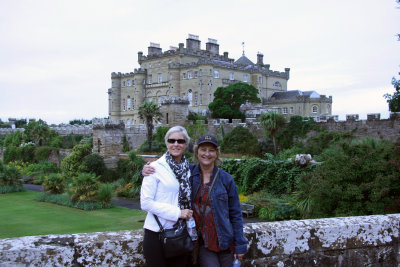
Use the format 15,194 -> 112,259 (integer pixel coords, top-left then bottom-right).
140,154 -> 189,232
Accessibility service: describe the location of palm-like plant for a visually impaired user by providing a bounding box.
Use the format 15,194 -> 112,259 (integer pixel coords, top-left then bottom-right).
138,102 -> 162,152
259,112 -> 286,155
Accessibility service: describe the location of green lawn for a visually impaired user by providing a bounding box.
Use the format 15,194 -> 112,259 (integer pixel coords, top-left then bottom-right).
0,191 -> 146,239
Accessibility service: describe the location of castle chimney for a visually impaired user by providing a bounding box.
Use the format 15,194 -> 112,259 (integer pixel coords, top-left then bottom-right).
186,34 -> 201,52
223,52 -> 228,59
148,42 -> 162,56
257,53 -> 264,66
206,38 -> 219,55
178,43 -> 184,52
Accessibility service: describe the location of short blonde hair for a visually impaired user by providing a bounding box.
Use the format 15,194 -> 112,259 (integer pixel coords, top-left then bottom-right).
193,144 -> 222,166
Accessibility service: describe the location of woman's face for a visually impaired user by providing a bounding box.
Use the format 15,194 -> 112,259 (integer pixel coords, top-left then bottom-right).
197,143 -> 217,168
166,131 -> 187,162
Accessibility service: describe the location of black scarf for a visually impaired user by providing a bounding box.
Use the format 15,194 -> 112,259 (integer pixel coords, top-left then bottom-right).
165,151 -> 191,209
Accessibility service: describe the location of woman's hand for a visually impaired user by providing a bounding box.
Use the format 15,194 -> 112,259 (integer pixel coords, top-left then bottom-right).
234,253 -> 245,260
180,209 -> 193,220
142,162 -> 156,176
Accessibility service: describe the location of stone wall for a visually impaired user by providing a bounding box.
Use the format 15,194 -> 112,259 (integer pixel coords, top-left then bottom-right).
1,214 -> 399,266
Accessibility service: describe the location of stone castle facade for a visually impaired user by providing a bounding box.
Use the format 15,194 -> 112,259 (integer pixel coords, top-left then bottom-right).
108,34 -> 332,126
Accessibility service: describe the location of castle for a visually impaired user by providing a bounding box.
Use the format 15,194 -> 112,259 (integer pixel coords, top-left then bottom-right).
108,34 -> 333,125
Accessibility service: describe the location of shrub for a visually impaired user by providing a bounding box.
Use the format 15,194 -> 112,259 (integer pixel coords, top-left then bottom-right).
293,138 -> 400,219
115,152 -> 145,199
49,136 -> 63,148
79,153 -> 106,177
42,173 -> 65,194
97,183 -> 114,205
0,163 -> 23,186
122,135 -> 130,152
220,126 -> 261,156
34,146 -> 57,162
68,172 -> 99,203
100,168 -> 120,183
61,144 -> 92,177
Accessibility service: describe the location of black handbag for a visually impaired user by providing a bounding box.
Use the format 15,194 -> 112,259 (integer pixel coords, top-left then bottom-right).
154,215 -> 194,258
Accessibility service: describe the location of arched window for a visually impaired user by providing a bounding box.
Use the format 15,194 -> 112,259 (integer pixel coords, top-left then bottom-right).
312,105 -> 318,113
127,96 -> 131,110
122,98 -> 126,111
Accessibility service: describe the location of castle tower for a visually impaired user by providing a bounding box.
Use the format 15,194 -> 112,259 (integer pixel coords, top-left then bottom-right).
109,72 -> 122,119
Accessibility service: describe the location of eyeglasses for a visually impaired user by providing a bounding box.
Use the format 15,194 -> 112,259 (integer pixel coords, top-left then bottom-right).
167,138 -> 186,144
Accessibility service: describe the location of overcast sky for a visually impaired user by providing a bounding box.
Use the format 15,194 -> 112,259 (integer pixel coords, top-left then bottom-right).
0,0 -> 399,125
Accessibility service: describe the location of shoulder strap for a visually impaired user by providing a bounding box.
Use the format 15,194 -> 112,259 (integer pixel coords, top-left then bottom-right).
198,168 -> 220,230
153,214 -> 165,232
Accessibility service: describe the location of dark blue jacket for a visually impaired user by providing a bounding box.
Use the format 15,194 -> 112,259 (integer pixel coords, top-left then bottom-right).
190,163 -> 248,254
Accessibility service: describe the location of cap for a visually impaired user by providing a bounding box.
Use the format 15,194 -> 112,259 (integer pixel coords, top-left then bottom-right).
196,134 -> 219,147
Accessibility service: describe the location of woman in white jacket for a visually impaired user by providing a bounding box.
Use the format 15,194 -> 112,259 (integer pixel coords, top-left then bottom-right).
140,126 -> 193,267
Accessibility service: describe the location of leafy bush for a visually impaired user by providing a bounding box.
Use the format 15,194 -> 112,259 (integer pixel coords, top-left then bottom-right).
34,146 -> 57,162
220,126 -> 261,156
0,185 -> 26,194
122,135 -> 130,152
293,138 -> 400,219
61,144 -> 92,177
221,154 -> 313,195
49,136 -> 63,148
277,116 -> 318,149
23,161 -> 60,177
303,131 -> 353,157
79,153 -> 106,177
246,191 -> 298,221
68,172 -> 99,203
42,173 -> 65,194
100,168 -> 120,183
97,183 -> 114,205
0,163 -> 23,186
115,152 -> 146,198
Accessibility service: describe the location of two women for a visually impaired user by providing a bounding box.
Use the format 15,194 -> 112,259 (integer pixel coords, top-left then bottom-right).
141,130 -> 247,266
140,126 -> 193,267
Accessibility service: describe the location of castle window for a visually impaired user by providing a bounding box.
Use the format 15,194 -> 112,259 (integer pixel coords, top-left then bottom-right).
148,75 -> 152,84
122,98 -> 126,111
199,69 -> 202,77
214,70 -> 219,78
183,73 -> 186,79
327,104 -> 331,113
229,72 -> 234,81
209,94 -> 212,103
194,92 -> 198,106
283,107 -> 288,114
123,81 -> 126,87
169,73 -> 172,81
200,94 -> 202,105
243,74 -> 248,82
194,71 -> 198,78
274,81 -> 282,88
210,69 -> 212,76
158,73 -> 162,83
127,80 -> 131,86
188,89 -> 193,106
290,107 -> 294,114
312,106 -> 318,113
133,79 -> 136,85
258,76 -> 262,84
188,71 -> 193,79
127,96 -> 131,110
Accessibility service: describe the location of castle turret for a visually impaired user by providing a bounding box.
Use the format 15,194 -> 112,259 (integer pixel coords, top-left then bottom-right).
109,72 -> 122,119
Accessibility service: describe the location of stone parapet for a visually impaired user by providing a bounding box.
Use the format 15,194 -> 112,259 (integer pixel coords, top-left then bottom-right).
0,214 -> 399,266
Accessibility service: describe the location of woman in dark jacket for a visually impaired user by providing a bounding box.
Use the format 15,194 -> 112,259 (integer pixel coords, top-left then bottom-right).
143,134 -> 248,266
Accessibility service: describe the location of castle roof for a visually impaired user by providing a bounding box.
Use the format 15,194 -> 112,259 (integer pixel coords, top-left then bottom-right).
269,90 -> 321,100
234,55 -> 254,66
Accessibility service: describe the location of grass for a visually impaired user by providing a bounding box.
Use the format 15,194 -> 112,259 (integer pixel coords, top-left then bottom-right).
0,191 -> 146,239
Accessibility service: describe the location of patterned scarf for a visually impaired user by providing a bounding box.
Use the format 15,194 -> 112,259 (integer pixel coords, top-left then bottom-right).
165,151 -> 191,209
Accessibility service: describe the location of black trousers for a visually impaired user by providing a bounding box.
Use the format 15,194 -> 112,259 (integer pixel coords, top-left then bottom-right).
143,228 -> 189,267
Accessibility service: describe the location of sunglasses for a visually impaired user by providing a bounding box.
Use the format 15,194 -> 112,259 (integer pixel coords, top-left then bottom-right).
167,138 -> 186,144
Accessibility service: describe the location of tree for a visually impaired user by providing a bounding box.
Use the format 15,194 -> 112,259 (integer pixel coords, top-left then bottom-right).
138,102 -> 162,152
23,119 -> 57,146
208,82 -> 261,121
260,112 -> 286,155
384,74 -> 400,112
